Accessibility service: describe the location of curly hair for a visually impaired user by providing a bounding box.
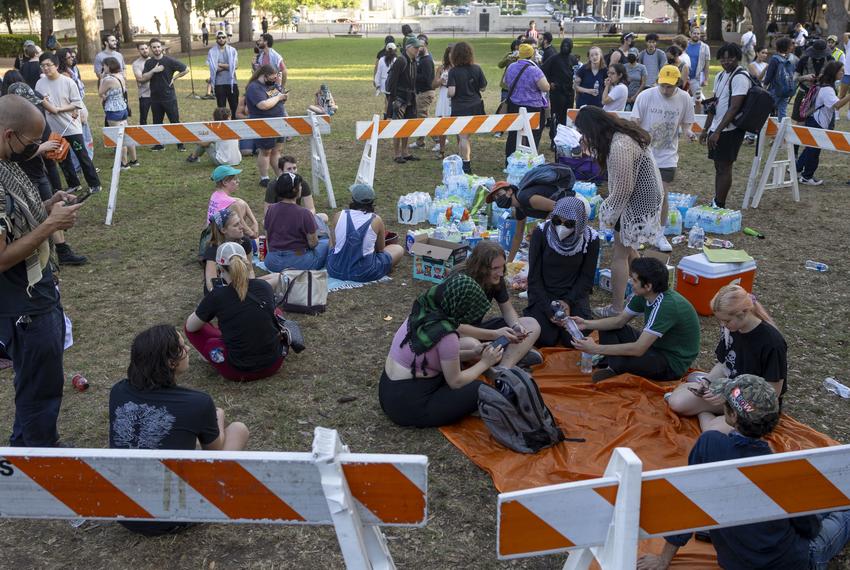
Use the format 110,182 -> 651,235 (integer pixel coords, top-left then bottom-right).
127,325 -> 182,391
460,240 -> 505,296
450,42 -> 475,67
725,403 -> 780,438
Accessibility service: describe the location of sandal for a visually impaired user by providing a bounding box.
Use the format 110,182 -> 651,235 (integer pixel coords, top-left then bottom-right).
394,156 -> 406,164
403,155 -> 420,161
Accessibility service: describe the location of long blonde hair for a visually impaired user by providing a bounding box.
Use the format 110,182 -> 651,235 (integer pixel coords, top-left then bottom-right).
223,255 -> 250,301
711,284 -> 774,326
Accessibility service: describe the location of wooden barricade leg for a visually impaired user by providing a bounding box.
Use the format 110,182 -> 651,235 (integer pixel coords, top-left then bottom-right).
515,107 -> 538,155
356,115 -> 381,188
785,131 -> 801,202
563,448 -> 642,570
104,126 -> 126,226
751,118 -> 789,209
308,111 -> 336,209
313,427 -> 396,570
742,121 -> 769,209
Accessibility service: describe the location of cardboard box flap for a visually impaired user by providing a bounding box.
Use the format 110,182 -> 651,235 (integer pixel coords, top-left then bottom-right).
410,237 -> 467,261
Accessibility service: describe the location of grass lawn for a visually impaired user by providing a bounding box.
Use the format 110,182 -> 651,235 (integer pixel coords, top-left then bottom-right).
2,36 -> 850,568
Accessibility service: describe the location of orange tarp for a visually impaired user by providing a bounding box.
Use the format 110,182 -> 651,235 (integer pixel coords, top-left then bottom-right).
440,348 -> 838,567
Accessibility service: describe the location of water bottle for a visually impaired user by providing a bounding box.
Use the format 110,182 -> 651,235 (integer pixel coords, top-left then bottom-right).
551,300 -> 566,322
805,260 -> 829,272
823,377 -> 850,398
580,352 -> 593,374
593,80 -> 600,96
495,378 -> 517,403
687,225 -> 705,249
671,235 -> 687,245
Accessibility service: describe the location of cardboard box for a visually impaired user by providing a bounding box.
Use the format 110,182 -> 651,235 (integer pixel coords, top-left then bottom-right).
410,235 -> 470,284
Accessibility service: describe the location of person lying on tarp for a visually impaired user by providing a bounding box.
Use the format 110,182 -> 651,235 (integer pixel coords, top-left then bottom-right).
380,274 -> 504,428
637,375 -> 850,570
570,257 -> 699,383
523,196 -> 599,347
665,284 -> 787,434
485,162 -> 576,262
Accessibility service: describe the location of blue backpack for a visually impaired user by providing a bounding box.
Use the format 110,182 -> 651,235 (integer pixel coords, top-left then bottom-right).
770,55 -> 796,98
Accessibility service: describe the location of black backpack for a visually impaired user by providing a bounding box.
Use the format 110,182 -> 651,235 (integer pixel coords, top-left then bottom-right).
604,48 -> 624,67
729,68 -> 775,133
478,367 -> 581,454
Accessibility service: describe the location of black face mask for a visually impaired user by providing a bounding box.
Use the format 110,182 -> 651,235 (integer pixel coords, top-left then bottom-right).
265,79 -> 277,87
8,133 -> 38,163
495,194 -> 513,209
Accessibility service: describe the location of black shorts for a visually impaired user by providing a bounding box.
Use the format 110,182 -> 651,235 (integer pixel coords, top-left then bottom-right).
255,137 -> 283,150
658,167 -> 676,183
707,128 -> 746,163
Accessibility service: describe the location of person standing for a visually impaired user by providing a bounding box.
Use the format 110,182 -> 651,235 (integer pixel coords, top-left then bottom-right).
700,43 -> 749,209
793,22 -> 808,57
540,32 -> 556,63
432,45 -> 453,157
685,26 -> 710,113
224,19 -> 233,40
632,65 -> 696,253
542,38 -> 578,147
639,33 -> 666,87
574,46 -> 606,108
503,43 -> 550,160
245,64 -> 286,187
253,33 -> 287,86
741,26 -> 757,66
448,42 -> 487,174
141,38 -> 189,151
99,57 -> 137,169
36,54 -> 101,192
792,39 -> 833,123
201,22 -> 209,47
19,43 -> 41,89
624,52 -> 647,111
608,32 -> 635,66
94,34 -> 125,82
762,37 -> 795,122
411,34 -> 435,151
602,63 -> 628,112
207,30 -> 239,117
132,43 -> 152,125
0,95 -> 83,447
154,16 -> 162,36
261,16 -> 269,35
385,36 -> 420,164
526,20 -> 539,43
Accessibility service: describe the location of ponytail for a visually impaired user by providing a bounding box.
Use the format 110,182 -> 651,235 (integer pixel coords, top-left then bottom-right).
226,256 -> 250,301
711,284 -> 775,327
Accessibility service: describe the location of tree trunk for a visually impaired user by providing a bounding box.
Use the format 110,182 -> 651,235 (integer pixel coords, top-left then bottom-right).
743,0 -> 770,46
826,0 -> 848,39
119,0 -> 133,43
592,0 -> 602,18
794,0 -> 808,28
74,0 -> 100,64
39,0 -> 54,46
170,0 -> 193,53
3,7 -> 12,34
239,0 -> 252,44
705,0 -> 723,41
664,0 -> 692,34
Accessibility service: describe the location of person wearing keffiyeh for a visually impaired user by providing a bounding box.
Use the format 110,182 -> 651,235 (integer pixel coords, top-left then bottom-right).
524,196 -> 600,347
380,274 -> 504,428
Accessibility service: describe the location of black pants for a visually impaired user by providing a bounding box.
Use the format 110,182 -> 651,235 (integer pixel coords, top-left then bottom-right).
549,90 -> 574,145
151,99 -> 183,148
214,84 -> 239,117
524,297 -> 591,348
59,133 -> 100,189
379,370 -> 483,428
44,157 -> 62,192
138,97 -> 151,125
598,325 -> 678,381
505,101 -> 545,160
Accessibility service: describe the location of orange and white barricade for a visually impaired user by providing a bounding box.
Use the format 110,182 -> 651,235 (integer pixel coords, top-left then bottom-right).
497,443 -> 850,568
353,108 -> 541,187
101,112 -> 335,225
0,427 -> 427,568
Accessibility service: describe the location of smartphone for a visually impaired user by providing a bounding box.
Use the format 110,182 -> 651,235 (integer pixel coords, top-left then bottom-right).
284,88 -> 291,94
565,318 -> 585,341
491,336 -> 510,350
74,188 -> 93,203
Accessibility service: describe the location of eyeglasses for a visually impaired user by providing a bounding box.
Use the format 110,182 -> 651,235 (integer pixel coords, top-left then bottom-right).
550,218 -> 576,228
13,131 -> 42,147
39,62 -> 55,69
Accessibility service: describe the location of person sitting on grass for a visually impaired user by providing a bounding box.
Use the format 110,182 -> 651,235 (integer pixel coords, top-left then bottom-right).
524,196 -> 599,348
326,183 -> 404,282
570,257 -> 699,383
186,107 -> 242,166
456,241 -> 542,369
262,155 -> 327,225
185,242 -> 285,382
380,273 -> 504,428
666,284 -> 787,433
109,324 -> 249,536
263,172 -> 329,272
207,165 -> 258,239
637,375 -> 850,570
202,207 -> 255,295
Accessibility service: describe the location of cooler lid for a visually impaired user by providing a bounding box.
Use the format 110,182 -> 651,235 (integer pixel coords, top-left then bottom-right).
677,253 -> 757,278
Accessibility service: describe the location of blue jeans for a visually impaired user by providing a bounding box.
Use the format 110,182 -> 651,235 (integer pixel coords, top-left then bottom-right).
773,94 -> 790,122
0,306 -> 66,446
810,511 -> 850,569
796,116 -> 830,179
265,239 -> 329,271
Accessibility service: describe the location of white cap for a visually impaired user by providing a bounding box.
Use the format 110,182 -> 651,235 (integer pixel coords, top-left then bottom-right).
216,242 -> 247,266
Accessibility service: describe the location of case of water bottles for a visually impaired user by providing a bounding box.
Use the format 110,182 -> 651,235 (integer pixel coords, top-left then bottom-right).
573,181 -> 598,200
397,192 -> 433,225
668,193 -> 697,218
442,154 -> 464,182
683,205 -> 742,234
504,150 -> 545,186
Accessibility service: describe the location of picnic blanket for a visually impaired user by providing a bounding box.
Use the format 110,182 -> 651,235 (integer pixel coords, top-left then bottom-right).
253,260 -> 391,292
440,348 -> 837,567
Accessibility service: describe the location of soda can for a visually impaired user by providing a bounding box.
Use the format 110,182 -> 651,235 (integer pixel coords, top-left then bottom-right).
258,235 -> 267,261
71,373 -> 89,392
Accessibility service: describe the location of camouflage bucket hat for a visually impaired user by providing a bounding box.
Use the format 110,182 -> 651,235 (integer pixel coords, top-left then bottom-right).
709,374 -> 779,422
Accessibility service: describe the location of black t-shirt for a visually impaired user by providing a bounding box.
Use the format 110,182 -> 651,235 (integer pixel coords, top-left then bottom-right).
202,237 -> 253,296
447,65 -> 487,111
415,53 -> 435,93
143,56 -> 187,102
20,61 -> 41,89
715,321 -> 788,396
264,179 -> 312,204
194,279 -> 281,370
386,53 -> 417,104
514,184 -> 575,221
488,279 -> 510,304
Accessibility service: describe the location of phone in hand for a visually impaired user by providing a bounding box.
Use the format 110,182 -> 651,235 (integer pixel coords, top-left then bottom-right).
491,336 -> 510,350
74,188 -> 94,203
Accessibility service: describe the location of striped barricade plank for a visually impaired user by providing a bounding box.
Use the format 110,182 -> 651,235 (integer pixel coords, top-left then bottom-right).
103,115 -> 331,148
355,112 -> 541,141
785,123 -> 850,153
498,443 -> 850,559
565,109 -> 781,136
0,448 -> 427,526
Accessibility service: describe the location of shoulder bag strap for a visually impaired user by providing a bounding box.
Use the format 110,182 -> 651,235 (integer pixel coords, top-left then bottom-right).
280,270 -> 308,306
506,61 -> 533,102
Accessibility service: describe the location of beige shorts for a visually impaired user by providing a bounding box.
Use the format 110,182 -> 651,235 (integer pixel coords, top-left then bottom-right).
688,81 -> 702,99
416,90 -> 435,119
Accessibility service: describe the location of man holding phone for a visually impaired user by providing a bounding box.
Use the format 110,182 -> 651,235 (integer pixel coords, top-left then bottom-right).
0,95 -> 83,447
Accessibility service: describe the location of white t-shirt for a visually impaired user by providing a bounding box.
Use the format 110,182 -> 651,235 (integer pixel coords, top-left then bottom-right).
212,140 -> 241,166
679,51 -> 691,71
709,68 -> 750,132
741,31 -> 756,50
603,83 -> 628,112
632,86 -> 695,168
813,85 -> 839,128
795,28 -> 808,47
332,209 -> 377,257
35,74 -> 83,136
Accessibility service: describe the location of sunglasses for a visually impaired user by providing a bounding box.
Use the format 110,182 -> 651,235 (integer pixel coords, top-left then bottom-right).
550,218 -> 576,228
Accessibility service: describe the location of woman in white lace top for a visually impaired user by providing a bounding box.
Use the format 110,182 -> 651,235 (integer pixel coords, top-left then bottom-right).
574,106 -> 663,316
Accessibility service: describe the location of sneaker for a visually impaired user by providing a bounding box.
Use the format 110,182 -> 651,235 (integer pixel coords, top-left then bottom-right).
517,349 -> 544,370
186,155 -> 199,163
494,132 -> 503,138
128,160 -> 140,167
89,186 -> 102,194
710,198 -> 724,209
591,367 -> 618,383
56,244 -> 88,266
592,304 -> 622,318
177,144 -> 187,152
408,141 -> 420,149
430,144 -> 441,152
259,177 -> 270,188
120,163 -> 130,170
151,145 -> 164,151
66,186 -> 81,194
394,156 -> 407,164
403,155 -> 420,161
655,234 -> 672,253
799,176 -> 823,186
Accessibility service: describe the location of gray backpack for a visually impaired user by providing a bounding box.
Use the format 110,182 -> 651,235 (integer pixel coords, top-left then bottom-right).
478,367 -> 579,454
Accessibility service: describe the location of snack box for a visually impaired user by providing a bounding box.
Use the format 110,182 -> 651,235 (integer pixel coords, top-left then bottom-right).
410,236 -> 470,284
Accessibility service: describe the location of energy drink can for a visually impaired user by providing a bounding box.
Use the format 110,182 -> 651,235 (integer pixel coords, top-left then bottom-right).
71,373 -> 89,392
